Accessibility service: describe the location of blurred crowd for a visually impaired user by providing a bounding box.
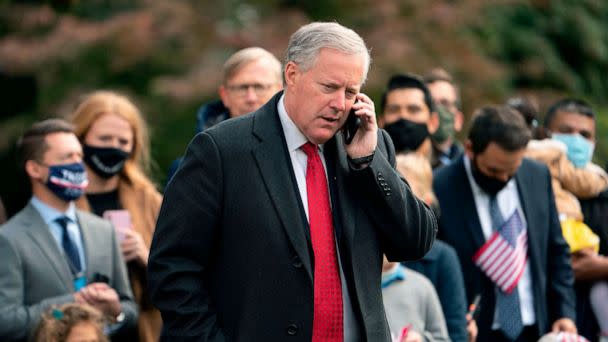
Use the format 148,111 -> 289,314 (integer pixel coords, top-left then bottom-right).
1,22 -> 608,342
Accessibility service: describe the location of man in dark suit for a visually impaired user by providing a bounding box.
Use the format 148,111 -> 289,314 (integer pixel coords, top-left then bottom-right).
148,22 -> 437,341
433,106 -> 576,342
0,119 -> 137,341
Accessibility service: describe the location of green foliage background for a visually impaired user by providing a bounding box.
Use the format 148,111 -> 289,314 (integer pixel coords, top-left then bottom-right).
1,0 -> 607,212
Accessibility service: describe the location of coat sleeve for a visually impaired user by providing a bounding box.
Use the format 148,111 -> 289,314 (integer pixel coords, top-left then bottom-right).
435,244 -> 468,342
350,129 -> 437,261
545,166 -> 577,322
558,152 -> 608,199
148,132 -> 226,341
107,221 -> 139,335
0,234 -> 74,340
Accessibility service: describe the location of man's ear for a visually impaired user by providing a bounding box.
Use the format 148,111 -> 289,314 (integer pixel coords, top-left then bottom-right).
25,160 -> 44,181
428,111 -> 440,134
284,61 -> 300,88
454,110 -> 464,132
464,139 -> 474,159
378,115 -> 385,128
218,85 -> 229,107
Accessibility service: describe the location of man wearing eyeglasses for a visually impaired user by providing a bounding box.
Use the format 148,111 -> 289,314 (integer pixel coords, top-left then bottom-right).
167,47 -> 283,181
197,47 -> 283,131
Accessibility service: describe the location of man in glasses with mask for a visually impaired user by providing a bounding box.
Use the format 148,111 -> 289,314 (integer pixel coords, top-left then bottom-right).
0,119 -> 137,341
434,106 -> 576,342
424,68 -> 465,169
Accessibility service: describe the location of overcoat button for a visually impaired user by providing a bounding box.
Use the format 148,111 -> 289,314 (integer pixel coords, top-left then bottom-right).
287,324 -> 298,335
291,256 -> 303,268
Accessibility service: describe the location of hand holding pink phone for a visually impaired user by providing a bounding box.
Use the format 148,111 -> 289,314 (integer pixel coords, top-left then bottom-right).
102,210 -> 131,241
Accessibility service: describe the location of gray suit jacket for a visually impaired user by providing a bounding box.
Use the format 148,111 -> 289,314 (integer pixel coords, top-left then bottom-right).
0,202 -> 138,341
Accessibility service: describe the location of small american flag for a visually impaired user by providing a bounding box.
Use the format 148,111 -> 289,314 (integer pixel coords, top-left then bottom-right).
472,210 -> 527,294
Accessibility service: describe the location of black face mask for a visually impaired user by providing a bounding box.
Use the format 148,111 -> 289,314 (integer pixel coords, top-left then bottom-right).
384,118 -> 429,154
471,157 -> 511,196
83,144 -> 130,179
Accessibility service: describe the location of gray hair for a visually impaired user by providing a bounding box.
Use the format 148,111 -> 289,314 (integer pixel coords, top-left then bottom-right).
223,47 -> 282,85
284,22 -> 371,84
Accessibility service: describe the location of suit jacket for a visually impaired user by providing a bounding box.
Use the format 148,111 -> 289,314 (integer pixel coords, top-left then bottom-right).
577,190 -> 608,341
433,156 -> 575,341
148,92 -> 438,341
406,239 -> 468,342
0,202 -> 138,342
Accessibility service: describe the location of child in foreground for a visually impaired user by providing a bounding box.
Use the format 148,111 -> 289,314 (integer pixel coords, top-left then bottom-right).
32,303 -> 108,342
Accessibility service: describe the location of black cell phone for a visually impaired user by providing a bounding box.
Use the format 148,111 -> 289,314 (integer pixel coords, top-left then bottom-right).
468,294 -> 481,320
92,273 -> 109,284
343,101 -> 361,145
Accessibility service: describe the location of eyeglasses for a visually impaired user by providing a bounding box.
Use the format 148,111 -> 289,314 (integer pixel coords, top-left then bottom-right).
226,83 -> 276,96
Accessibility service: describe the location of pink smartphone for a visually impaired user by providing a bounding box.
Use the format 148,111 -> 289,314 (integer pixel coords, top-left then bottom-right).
396,324 -> 411,342
103,210 -> 131,241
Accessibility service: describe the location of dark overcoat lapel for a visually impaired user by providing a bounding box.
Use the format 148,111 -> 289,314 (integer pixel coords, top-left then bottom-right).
248,95 -> 363,291
250,97 -> 313,282
453,158 -> 486,250
514,161 -> 543,317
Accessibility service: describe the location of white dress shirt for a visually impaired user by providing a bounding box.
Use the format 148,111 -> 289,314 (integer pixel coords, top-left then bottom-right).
464,157 -> 536,328
278,94 -> 360,342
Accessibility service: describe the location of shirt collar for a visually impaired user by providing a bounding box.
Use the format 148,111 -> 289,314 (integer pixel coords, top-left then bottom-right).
277,94 -> 325,152
381,263 -> 407,288
30,196 -> 77,225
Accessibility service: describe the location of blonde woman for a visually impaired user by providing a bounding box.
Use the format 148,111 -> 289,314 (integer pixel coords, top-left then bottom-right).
70,91 -> 162,342
34,303 -> 109,342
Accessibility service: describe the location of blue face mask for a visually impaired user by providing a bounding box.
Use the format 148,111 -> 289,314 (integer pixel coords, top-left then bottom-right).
45,162 -> 89,202
552,133 -> 595,168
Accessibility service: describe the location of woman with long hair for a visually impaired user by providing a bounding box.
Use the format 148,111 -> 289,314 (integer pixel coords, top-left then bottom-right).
70,90 -> 162,341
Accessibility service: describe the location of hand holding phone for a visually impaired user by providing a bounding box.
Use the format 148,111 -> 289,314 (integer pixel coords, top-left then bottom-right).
342,93 -> 379,159
468,294 -> 481,320
103,210 -> 132,241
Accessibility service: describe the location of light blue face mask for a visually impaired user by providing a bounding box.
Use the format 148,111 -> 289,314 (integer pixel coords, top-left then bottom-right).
551,133 -> 595,168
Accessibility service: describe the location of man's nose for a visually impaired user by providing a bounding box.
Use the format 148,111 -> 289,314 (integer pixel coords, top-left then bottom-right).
330,92 -> 346,112
69,154 -> 83,163
495,173 -> 510,182
244,86 -> 258,101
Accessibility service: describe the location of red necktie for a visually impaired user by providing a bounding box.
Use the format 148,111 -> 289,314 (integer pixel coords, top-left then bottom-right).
301,142 -> 343,342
